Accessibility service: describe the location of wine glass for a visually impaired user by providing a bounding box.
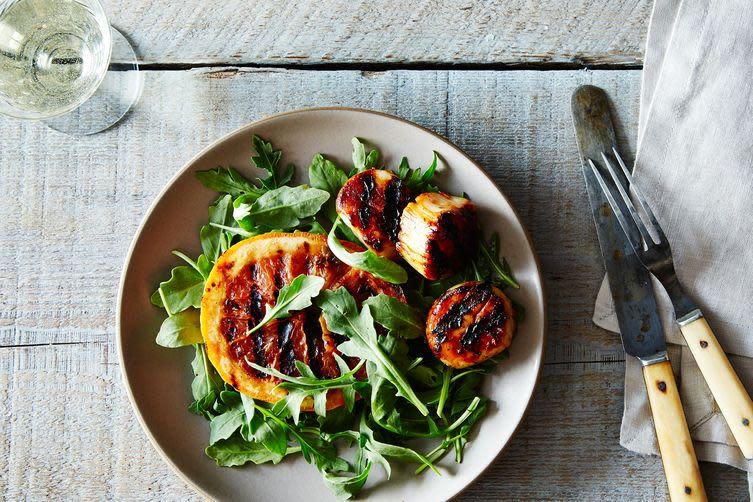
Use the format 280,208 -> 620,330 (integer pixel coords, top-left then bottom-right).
0,0 -> 141,135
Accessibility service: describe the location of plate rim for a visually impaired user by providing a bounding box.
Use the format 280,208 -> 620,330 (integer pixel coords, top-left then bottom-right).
116,106 -> 547,500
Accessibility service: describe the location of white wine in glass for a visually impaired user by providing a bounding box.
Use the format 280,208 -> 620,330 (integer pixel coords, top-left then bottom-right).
0,0 -> 140,134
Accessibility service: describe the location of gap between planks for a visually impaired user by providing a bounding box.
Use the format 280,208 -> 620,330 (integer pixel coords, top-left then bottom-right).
131,61 -> 644,72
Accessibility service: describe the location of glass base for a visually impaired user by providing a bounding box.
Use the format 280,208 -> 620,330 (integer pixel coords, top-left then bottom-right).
45,27 -> 142,135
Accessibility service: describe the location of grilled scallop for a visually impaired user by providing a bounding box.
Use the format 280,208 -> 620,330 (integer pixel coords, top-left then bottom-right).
335,169 -> 411,258
201,232 -> 406,411
397,192 -> 479,280
425,281 -> 515,368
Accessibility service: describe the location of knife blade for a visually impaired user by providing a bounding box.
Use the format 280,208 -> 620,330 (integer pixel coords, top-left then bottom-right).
571,85 -> 707,502
571,85 -> 665,363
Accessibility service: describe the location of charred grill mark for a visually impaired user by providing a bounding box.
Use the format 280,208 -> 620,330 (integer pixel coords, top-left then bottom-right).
220,316 -> 239,342
303,254 -> 313,275
304,309 -> 325,377
272,257 -> 285,290
251,318 -> 268,377
247,262 -> 270,377
249,288 -> 263,321
438,212 -> 461,254
427,239 -> 449,280
278,319 -> 296,375
460,300 -> 508,352
357,171 -> 375,228
288,248 -> 308,278
224,298 -> 240,312
383,177 -> 407,241
431,286 -> 492,348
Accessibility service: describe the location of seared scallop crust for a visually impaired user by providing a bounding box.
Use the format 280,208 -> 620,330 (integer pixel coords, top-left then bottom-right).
397,192 -> 479,280
335,169 -> 411,258
201,232 -> 405,410
425,281 -> 515,368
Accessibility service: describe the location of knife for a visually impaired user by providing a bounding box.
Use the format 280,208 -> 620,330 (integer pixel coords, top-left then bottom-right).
571,85 -> 707,501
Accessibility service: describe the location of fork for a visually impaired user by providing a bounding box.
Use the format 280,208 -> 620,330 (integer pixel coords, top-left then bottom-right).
590,148 -> 753,459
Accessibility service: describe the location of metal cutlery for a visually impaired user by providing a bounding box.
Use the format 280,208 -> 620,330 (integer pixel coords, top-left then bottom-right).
590,144 -> 753,461
572,85 -> 706,501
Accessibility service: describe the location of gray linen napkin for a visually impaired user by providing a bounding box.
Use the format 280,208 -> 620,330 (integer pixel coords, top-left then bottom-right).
591,0 -> 753,492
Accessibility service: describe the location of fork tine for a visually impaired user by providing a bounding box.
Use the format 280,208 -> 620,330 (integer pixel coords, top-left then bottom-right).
600,151 -> 656,246
611,147 -> 669,244
588,159 -> 643,253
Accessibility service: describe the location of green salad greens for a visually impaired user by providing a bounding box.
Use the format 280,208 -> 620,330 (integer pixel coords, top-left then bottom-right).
151,136 -> 519,499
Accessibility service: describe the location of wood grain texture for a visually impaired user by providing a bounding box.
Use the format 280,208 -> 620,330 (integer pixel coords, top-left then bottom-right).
108,0 -> 652,66
0,67 -> 747,498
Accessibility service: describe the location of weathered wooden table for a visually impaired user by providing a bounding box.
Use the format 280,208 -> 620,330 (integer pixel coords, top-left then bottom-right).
1,1 -> 747,499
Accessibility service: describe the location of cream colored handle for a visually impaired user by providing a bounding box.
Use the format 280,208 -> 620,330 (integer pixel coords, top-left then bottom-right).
643,360 -> 707,502
680,316 -> 753,459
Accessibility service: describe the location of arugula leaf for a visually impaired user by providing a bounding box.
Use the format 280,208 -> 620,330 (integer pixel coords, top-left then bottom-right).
308,153 -> 348,221
195,167 -> 263,198
351,137 -> 379,172
327,218 -> 407,284
151,266 -> 204,315
254,405 -> 347,472
436,366 -> 453,419
188,344 -> 224,419
395,153 -> 439,193
248,274 -> 326,335
209,401 -> 245,444
206,435 -> 300,467
299,217 -> 327,235
172,251 -> 212,280
233,185 -> 330,231
408,364 -> 442,389
316,288 -> 428,416
363,294 -> 423,339
315,405 -> 357,433
248,412 -> 289,457
240,393 -> 255,423
324,414 -> 437,489
415,397 -> 488,474
252,135 -> 295,190
478,234 -> 519,289
248,355 -> 364,424
351,137 -> 366,171
155,309 -> 203,348
358,415 -> 436,476
201,194 -> 235,262
252,134 -> 282,174
322,462 -> 372,500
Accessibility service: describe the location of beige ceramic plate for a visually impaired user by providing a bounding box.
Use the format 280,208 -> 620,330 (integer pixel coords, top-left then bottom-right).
118,108 -> 545,501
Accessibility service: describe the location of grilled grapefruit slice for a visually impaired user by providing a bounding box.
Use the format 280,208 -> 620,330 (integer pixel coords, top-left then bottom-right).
201,232 -> 406,410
